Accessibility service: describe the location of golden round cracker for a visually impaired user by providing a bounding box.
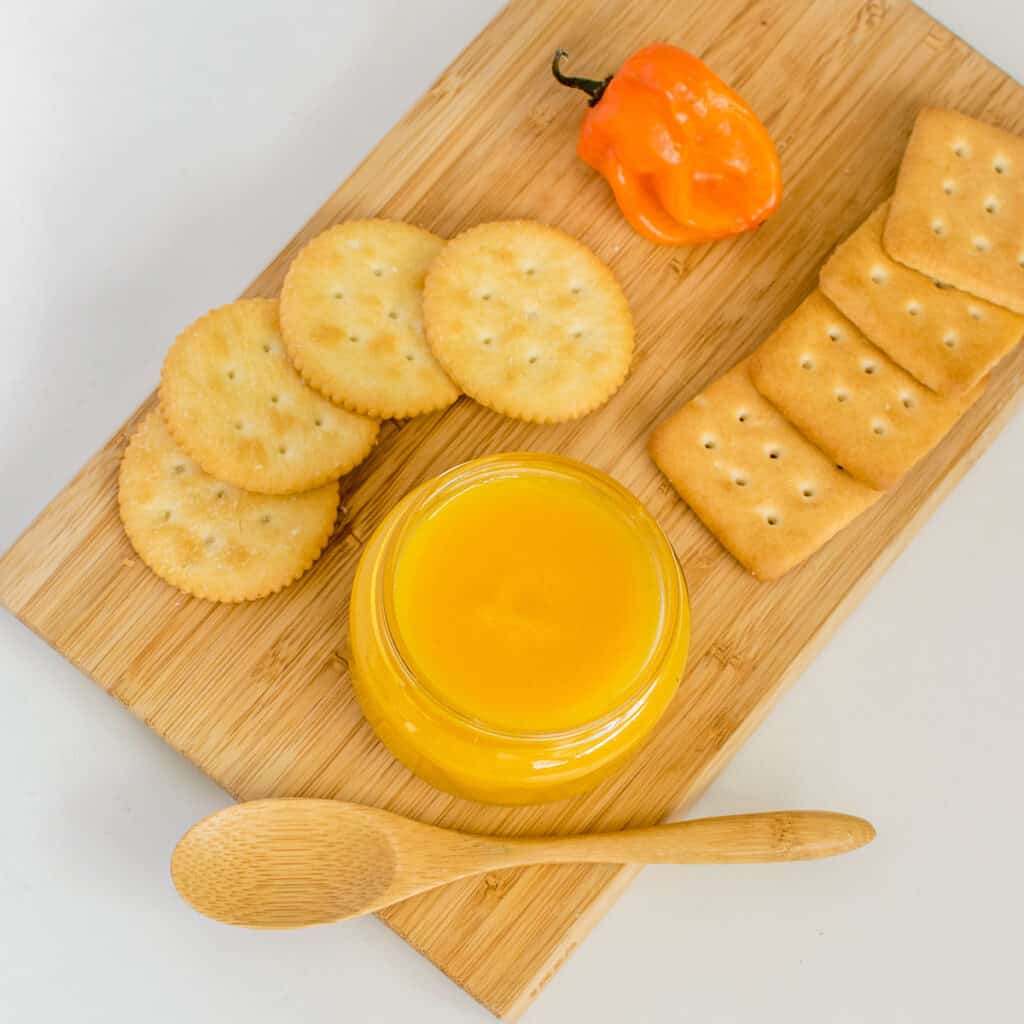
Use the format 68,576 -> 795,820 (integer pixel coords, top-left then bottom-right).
160,298 -> 379,495
118,410 -> 339,602
422,221 -> 634,423
280,220 -> 458,418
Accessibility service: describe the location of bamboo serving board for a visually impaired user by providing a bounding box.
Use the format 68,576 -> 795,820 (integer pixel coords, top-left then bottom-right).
3,0 -> 1023,1018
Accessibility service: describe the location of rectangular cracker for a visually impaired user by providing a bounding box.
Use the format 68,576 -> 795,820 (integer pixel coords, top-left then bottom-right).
821,202 -> 1023,395
748,291 -> 985,490
648,361 -> 880,581
884,108 -> 1024,313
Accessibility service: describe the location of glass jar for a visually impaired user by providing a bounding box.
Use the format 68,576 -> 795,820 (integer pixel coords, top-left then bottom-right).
349,453 -> 690,804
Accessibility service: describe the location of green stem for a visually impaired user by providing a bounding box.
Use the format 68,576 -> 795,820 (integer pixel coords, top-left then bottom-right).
551,49 -> 612,107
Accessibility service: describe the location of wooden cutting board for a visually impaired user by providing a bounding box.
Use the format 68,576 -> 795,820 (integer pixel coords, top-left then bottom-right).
3,0 -> 1023,1017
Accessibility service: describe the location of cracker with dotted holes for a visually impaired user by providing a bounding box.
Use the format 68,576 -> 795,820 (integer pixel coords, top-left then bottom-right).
280,220 -> 459,418
748,291 -> 985,491
422,221 -> 634,422
648,361 -> 880,581
883,109 -> 1024,314
821,202 -> 1023,396
160,299 -> 379,494
118,410 -> 340,602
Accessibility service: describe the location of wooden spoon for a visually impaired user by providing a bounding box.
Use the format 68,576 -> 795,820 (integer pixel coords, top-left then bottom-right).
172,799 -> 875,929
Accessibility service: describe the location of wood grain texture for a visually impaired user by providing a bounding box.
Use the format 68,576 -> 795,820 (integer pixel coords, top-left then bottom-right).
171,801 -> 875,929
3,0 -> 1024,1018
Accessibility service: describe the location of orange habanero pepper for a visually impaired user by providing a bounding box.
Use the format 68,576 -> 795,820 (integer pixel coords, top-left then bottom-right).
552,45 -> 782,245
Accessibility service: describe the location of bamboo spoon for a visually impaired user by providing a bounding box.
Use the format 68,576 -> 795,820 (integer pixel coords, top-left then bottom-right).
172,799 -> 874,928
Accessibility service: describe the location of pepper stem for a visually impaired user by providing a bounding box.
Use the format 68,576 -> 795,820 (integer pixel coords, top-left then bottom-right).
551,49 -> 612,107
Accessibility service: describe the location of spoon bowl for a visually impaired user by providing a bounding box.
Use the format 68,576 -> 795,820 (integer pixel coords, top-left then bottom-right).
174,802 -> 410,927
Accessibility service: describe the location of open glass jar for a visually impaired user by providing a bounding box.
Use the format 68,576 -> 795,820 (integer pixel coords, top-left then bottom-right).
349,453 -> 690,804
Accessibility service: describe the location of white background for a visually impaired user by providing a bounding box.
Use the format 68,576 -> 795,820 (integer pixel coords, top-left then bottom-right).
2,2 -> 1022,1021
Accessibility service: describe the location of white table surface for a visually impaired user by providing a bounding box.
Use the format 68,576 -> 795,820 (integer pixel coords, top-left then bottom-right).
2,2 -> 1022,1021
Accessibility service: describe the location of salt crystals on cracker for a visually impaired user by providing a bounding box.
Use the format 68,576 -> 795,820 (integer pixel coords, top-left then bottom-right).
423,220 -> 634,422
280,220 -> 459,419
118,410 -> 340,602
160,298 -> 379,495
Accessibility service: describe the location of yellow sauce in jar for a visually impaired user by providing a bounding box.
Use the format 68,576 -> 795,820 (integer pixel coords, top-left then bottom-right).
350,454 -> 689,804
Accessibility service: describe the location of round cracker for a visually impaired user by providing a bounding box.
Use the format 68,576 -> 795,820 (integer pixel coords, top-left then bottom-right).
119,410 -> 339,602
422,221 -> 634,423
161,298 -> 379,494
280,220 -> 459,418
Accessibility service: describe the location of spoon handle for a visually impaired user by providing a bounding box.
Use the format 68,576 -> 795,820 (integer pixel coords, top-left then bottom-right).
502,811 -> 874,866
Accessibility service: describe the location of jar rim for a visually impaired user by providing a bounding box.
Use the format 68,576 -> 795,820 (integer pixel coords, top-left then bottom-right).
371,452 -> 689,743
